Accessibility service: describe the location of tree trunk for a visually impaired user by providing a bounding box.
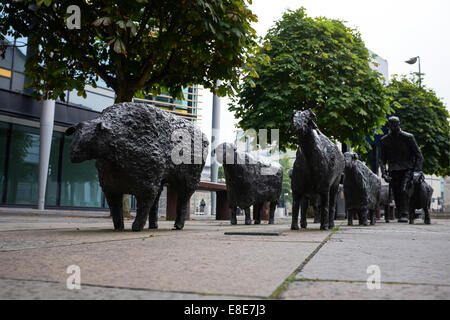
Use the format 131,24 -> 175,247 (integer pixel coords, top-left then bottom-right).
114,88 -> 136,219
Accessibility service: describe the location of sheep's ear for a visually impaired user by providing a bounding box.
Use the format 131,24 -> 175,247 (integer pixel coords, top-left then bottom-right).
352,153 -> 358,161
65,126 -> 77,136
97,121 -> 111,132
306,110 -> 318,129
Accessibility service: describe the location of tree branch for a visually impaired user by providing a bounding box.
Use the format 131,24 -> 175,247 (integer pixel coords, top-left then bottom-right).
130,6 -> 152,47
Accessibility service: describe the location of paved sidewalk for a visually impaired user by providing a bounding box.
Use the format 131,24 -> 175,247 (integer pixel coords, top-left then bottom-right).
0,210 -> 448,300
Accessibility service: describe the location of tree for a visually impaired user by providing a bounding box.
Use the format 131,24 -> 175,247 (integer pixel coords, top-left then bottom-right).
387,74 -> 450,177
0,0 -> 259,101
1,0 -> 260,215
229,7 -> 392,152
278,154 -> 292,207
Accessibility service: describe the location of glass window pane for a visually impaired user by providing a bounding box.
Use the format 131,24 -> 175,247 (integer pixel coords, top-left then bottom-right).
6,124 -> 40,205
0,122 -> 9,201
5,124 -> 60,205
60,136 -> 102,207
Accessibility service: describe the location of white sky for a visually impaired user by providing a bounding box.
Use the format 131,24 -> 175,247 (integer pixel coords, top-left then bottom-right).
201,0 -> 450,147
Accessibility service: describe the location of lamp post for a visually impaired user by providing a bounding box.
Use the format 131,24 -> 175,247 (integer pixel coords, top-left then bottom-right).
405,56 -> 422,87
210,81 -> 221,215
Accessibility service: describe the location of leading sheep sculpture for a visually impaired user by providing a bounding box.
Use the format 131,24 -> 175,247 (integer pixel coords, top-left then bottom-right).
290,109 -> 345,230
65,102 -> 209,231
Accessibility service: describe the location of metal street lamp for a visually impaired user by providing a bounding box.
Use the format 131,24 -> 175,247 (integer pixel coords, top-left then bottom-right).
405,56 -> 422,87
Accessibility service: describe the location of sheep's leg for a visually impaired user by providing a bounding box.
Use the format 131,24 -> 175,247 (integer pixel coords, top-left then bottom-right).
328,181 -> 339,229
133,194 -> 155,232
231,207 -> 238,225
149,188 -> 162,229
348,209 -> 355,226
313,197 -> 320,223
291,194 -> 301,230
300,197 -> 308,229
370,209 -> 376,225
173,191 -> 192,230
268,202 -> 276,224
409,205 -> 415,225
244,207 -> 252,225
424,207 -> 431,225
105,192 -> 124,231
253,202 -> 262,225
359,209 -> 369,226
384,204 -> 390,223
320,192 -> 330,230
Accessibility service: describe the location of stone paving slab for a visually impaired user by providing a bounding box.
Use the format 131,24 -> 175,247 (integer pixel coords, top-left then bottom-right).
2,209 -> 448,300
296,220 -> 450,286
0,278 -> 249,300
0,219 -> 329,252
0,215 -> 115,231
280,280 -> 450,300
0,220 -> 330,297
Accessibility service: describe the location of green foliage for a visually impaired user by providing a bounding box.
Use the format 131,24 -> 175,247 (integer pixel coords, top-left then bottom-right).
278,154 -> 293,205
229,7 -> 392,151
387,74 -> 450,177
0,0 -> 260,102
218,165 -> 225,180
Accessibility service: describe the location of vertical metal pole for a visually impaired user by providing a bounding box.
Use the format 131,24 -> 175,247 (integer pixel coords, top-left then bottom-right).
37,99 -> 55,210
418,56 -> 422,88
210,82 -> 221,215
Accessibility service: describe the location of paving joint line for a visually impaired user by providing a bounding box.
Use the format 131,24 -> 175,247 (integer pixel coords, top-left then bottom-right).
0,235 -> 324,253
0,227 -> 323,252
0,276 -> 264,299
268,226 -> 340,299
293,278 -> 450,287
0,235 -> 165,252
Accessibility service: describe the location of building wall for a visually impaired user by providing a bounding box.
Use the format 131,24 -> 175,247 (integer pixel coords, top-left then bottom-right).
444,177 -> 450,212
424,175 -> 444,211
368,49 -> 389,84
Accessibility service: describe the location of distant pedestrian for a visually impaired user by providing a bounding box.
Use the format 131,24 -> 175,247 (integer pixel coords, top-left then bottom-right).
200,199 -> 206,213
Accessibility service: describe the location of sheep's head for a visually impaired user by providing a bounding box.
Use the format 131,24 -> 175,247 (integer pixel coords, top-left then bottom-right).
65,119 -> 112,163
344,152 -> 359,169
293,109 -> 319,136
412,171 -> 425,185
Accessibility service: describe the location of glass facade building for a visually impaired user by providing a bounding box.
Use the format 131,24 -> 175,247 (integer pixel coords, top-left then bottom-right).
0,36 -> 201,209
0,120 -> 104,208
